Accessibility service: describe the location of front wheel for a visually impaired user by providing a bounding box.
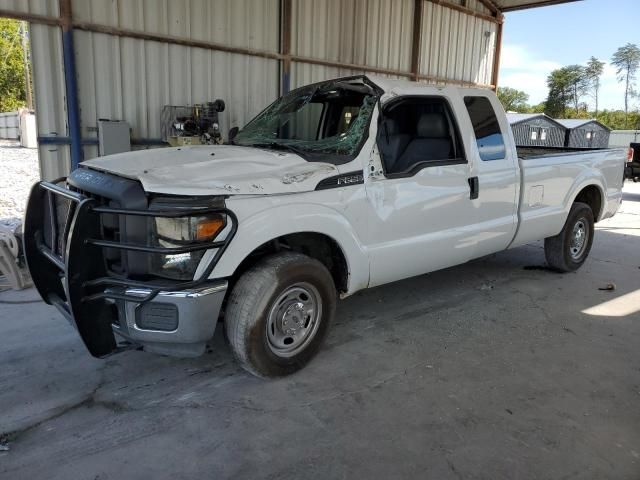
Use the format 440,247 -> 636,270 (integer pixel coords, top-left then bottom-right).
224,252 -> 336,377
544,202 -> 595,272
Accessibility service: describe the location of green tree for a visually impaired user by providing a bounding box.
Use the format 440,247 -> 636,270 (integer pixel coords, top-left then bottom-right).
527,102 -> 546,114
597,109 -> 640,130
545,66 -> 588,117
611,43 -> 640,125
497,87 -> 530,112
545,68 -> 573,117
0,19 -> 28,112
565,65 -> 589,115
585,57 -> 605,116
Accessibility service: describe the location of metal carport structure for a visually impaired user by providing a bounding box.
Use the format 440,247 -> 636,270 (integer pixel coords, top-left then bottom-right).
0,0 -> 581,180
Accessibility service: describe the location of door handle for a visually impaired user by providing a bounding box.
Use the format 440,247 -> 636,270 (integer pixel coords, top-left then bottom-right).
468,176 -> 479,200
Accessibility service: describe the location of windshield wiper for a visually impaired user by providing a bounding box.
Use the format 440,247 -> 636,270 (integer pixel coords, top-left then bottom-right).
252,142 -> 310,158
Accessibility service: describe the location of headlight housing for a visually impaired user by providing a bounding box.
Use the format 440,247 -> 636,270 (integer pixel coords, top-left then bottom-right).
148,213 -> 226,280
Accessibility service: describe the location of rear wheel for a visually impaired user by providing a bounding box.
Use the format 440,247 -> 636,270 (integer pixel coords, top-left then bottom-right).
544,202 -> 595,272
224,252 -> 336,377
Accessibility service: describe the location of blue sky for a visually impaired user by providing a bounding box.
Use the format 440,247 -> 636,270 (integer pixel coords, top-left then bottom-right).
499,0 -> 640,110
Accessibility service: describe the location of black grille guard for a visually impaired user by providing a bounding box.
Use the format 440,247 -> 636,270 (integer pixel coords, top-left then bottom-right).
23,179 -> 237,357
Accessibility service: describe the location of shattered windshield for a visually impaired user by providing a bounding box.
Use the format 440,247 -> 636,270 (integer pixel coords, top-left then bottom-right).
234,79 -> 377,163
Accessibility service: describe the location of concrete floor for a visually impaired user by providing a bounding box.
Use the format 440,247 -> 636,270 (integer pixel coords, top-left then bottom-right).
1,184 -> 639,480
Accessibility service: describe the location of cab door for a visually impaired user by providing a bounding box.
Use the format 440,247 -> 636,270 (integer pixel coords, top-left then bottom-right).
364,94 -> 480,288
461,93 -> 519,257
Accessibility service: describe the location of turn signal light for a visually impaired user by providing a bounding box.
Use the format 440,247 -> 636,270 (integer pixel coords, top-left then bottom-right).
196,216 -> 225,240
628,147 -> 635,163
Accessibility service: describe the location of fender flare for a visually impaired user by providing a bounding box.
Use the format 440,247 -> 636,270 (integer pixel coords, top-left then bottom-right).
564,171 -> 606,221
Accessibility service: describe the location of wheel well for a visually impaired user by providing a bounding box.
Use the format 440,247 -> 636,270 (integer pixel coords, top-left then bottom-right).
574,185 -> 602,221
231,232 -> 349,293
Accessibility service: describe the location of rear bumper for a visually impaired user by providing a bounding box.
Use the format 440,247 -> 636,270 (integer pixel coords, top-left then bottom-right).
625,163 -> 639,180
113,281 -> 227,357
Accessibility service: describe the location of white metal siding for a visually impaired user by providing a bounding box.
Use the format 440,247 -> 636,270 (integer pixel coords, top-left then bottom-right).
72,0 -> 280,153
1,0 -> 281,179
30,22 -> 69,180
420,1 -> 496,86
291,0 -> 413,71
291,0 -> 496,89
609,130 -> 640,148
71,0 -> 280,51
290,0 -> 413,89
73,30 -> 279,139
0,0 -> 58,15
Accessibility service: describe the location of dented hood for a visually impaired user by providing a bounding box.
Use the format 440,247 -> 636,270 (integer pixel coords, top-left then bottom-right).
82,145 -> 338,196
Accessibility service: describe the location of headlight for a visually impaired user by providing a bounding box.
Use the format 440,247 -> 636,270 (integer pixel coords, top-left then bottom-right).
155,214 -> 225,243
149,213 -> 226,280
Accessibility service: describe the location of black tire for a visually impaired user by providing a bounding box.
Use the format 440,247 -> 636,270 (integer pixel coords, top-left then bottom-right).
544,202 -> 595,272
224,252 -> 336,377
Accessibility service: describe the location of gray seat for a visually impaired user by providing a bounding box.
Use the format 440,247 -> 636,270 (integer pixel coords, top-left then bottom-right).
378,117 -> 410,173
392,113 -> 452,173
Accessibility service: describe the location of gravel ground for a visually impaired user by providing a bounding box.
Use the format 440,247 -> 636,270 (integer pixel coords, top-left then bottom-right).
0,139 -> 39,221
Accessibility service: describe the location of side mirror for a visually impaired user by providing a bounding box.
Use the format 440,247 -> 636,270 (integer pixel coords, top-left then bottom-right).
228,127 -> 239,142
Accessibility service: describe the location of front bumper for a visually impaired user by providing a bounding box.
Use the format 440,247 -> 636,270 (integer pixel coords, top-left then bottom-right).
22,175 -> 237,358
113,282 -> 227,357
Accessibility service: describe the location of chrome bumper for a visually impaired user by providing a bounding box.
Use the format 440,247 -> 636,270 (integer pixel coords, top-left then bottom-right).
112,281 -> 227,357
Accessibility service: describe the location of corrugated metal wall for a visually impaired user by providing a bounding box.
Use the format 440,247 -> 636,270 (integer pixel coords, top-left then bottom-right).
0,0 -> 57,15
609,130 -> 640,148
30,21 -> 69,180
75,0 -> 279,174
72,0 -> 279,155
420,1 -> 497,86
290,0 -> 497,89
290,0 -> 413,87
1,0 -> 281,179
0,1 -> 66,178
0,0 -> 501,180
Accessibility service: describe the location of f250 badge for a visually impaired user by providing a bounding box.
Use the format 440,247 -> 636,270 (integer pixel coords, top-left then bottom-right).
337,174 -> 364,185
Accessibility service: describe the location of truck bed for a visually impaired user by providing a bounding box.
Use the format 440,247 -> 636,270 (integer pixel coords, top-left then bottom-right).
510,146 -> 626,249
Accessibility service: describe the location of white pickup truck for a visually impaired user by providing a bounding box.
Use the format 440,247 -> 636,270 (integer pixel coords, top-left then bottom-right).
24,76 -> 626,377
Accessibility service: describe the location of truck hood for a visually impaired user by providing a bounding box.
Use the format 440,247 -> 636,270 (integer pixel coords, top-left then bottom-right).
82,145 -> 339,196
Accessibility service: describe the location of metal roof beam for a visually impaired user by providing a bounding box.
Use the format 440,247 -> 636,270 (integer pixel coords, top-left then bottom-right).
499,0 -> 582,12
424,0 -> 501,24
0,9 -> 61,26
477,0 -> 500,15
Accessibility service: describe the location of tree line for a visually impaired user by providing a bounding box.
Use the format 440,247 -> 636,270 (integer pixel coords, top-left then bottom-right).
0,18 -> 30,112
498,43 -> 640,130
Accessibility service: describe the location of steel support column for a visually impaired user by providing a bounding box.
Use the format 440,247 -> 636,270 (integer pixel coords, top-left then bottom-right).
59,0 -> 82,170
280,0 -> 293,94
410,0 -> 424,81
491,14 -> 504,91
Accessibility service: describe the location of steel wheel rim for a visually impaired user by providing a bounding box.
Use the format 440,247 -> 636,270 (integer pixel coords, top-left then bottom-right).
569,218 -> 589,260
266,282 -> 323,358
